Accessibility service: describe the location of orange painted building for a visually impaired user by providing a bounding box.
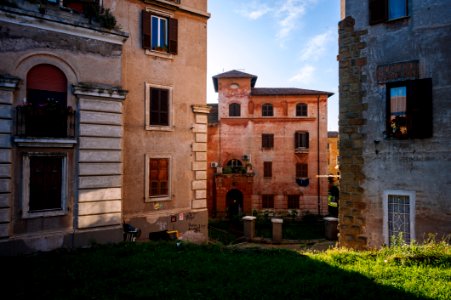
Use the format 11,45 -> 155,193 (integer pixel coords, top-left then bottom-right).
207,70 -> 333,218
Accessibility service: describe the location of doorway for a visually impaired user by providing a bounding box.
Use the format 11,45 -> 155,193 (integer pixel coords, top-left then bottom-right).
226,189 -> 243,219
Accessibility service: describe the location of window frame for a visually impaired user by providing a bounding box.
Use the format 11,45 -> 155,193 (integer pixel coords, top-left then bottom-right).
145,154 -> 172,202
295,131 -> 309,149
262,103 -> 274,117
296,103 -> 308,117
296,163 -> 308,178
369,0 -> 409,25
263,161 -> 272,178
383,190 -> 416,245
262,133 -> 274,149
385,78 -> 433,139
145,83 -> 173,131
287,195 -> 300,209
262,194 -> 274,209
21,152 -> 68,219
142,10 -> 178,55
229,103 -> 241,117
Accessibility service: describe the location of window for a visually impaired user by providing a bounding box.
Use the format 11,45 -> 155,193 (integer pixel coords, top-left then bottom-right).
383,190 -> 415,245
296,103 -> 308,116
287,195 -> 300,209
386,79 -> 432,139
146,157 -> 170,201
369,0 -> 408,25
262,103 -> 273,116
296,163 -> 308,178
225,159 -> 244,174
21,64 -> 74,138
262,194 -> 274,209
262,134 -> 274,149
263,161 -> 272,178
22,153 -> 67,218
295,131 -> 309,149
142,10 -> 178,54
229,103 -> 241,117
146,84 -> 172,130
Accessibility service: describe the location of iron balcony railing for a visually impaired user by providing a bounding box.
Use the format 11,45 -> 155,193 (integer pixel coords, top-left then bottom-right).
16,105 -> 76,138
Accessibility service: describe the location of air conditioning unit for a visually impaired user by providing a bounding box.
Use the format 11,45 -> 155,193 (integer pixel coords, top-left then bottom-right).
242,154 -> 251,162
210,162 -> 218,168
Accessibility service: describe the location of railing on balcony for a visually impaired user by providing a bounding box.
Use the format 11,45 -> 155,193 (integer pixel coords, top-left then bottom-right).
16,105 -> 76,138
295,147 -> 309,154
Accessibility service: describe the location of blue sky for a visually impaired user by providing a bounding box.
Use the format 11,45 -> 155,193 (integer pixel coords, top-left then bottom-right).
207,0 -> 340,131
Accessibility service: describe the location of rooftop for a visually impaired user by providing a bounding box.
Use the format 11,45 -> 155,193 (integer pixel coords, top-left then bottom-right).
213,70 -> 333,97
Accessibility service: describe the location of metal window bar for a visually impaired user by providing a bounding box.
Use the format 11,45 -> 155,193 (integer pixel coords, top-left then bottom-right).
388,194 -> 411,244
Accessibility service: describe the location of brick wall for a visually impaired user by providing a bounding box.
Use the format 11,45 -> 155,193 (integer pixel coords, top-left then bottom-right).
337,16 -> 368,249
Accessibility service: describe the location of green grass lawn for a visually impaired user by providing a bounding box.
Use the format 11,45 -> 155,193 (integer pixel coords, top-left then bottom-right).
3,239 -> 449,299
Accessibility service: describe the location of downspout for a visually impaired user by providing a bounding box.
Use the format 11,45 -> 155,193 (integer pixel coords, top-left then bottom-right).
317,95 -> 321,216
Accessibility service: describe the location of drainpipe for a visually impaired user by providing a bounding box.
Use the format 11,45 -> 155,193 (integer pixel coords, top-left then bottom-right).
317,95 -> 321,216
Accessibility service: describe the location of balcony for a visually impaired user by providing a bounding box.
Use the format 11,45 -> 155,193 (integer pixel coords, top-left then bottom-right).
295,147 -> 309,154
16,105 -> 76,139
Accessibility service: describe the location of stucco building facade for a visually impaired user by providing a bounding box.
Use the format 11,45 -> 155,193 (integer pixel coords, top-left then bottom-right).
0,0 -> 128,254
207,70 -> 332,219
338,0 -> 451,249
113,0 -> 210,242
0,0 -> 210,254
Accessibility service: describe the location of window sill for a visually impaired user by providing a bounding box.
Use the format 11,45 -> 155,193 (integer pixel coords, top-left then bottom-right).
14,137 -> 77,148
145,196 -> 171,203
145,49 -> 174,60
22,209 -> 67,219
146,125 -> 175,132
386,16 -> 410,23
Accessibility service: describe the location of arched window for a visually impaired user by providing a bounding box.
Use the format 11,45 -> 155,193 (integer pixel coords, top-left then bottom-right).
27,64 -> 67,107
262,103 -> 273,116
229,103 -> 241,117
20,64 -> 72,138
225,159 -> 244,174
296,103 -> 308,116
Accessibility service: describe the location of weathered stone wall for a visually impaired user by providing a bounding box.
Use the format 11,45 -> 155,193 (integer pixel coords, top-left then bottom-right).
0,76 -> 19,240
340,0 -> 451,248
74,86 -> 126,231
337,16 -> 368,249
0,3 -> 128,254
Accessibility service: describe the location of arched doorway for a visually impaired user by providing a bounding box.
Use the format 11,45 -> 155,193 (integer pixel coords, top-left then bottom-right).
226,189 -> 243,219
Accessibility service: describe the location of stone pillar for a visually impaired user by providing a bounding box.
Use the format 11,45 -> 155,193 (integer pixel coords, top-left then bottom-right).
242,216 -> 256,240
271,218 -> 283,243
0,75 -> 19,238
73,85 -> 126,231
337,16 -> 368,249
191,105 -> 211,210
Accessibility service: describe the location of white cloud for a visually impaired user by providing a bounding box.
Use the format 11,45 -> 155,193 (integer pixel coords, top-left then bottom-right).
239,0 -> 318,41
299,30 -> 334,62
239,2 -> 271,20
276,0 -> 314,40
289,65 -> 316,85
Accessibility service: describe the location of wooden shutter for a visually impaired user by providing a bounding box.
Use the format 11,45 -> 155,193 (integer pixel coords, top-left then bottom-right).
369,0 -> 387,25
168,18 -> 178,54
264,162 -> 272,177
408,78 -> 433,138
142,10 -> 151,50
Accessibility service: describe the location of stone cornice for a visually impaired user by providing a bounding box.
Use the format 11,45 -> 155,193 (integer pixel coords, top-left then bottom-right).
73,84 -> 127,101
142,0 -> 210,19
0,74 -> 20,90
0,7 -> 128,45
192,105 -> 211,114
